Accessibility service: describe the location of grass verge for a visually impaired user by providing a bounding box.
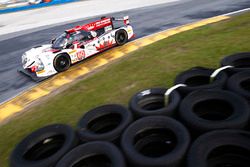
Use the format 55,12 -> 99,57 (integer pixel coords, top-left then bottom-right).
1,12 -> 250,166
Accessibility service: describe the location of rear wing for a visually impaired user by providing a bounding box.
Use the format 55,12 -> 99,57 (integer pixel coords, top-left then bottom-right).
111,16 -> 130,25
67,16 -> 131,33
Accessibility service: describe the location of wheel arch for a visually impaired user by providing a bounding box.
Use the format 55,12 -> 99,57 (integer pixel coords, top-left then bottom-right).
115,28 -> 128,36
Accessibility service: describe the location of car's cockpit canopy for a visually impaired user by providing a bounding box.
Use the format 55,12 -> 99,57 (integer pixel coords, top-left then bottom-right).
52,30 -> 93,49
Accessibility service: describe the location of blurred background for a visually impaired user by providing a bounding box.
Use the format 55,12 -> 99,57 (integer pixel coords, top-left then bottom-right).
0,0 -> 52,9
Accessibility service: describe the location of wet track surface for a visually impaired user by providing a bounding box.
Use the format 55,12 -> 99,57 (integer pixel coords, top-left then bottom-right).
0,0 -> 250,103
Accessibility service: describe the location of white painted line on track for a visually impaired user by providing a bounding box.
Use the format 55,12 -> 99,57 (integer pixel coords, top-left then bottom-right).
224,8 -> 250,16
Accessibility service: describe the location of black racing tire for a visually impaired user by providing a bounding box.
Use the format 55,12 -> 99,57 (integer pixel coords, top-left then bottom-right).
220,52 -> 250,75
53,53 -> 71,72
179,89 -> 249,135
77,104 -> 133,143
10,124 -> 78,167
55,141 -> 126,167
129,88 -> 181,118
187,129 -> 250,167
121,116 -> 190,167
227,71 -> 250,102
115,29 -> 128,46
174,67 -> 228,96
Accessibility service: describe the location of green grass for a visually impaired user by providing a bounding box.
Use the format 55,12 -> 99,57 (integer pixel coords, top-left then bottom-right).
1,12 -> 250,166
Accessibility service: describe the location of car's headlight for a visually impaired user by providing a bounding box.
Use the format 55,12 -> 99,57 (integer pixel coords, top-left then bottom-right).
37,58 -> 45,71
22,54 -> 28,65
22,57 -> 28,65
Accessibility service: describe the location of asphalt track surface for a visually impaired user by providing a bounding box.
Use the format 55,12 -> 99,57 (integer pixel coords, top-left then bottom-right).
0,0 -> 250,103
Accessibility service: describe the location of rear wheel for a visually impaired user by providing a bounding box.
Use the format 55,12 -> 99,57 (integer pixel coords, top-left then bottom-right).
53,54 -> 71,72
115,30 -> 128,46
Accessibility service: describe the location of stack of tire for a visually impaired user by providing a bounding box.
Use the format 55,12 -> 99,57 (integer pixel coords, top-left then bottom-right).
10,52 -> 250,167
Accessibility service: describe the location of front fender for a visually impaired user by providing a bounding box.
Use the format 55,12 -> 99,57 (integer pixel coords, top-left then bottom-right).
36,53 -> 57,77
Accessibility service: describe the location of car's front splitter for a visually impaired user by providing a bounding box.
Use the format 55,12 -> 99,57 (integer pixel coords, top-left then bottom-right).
18,69 -> 51,82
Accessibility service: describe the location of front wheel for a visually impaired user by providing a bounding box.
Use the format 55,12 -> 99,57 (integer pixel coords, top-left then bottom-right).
115,29 -> 128,46
53,54 -> 71,72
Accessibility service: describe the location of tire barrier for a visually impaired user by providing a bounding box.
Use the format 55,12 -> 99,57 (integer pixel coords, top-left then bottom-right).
220,52 -> 250,75
10,52 -> 250,167
174,67 -> 228,96
77,104 -> 133,144
10,124 -> 78,167
55,141 -> 126,167
226,71 -> 250,130
179,89 -> 249,135
187,130 -> 250,167
227,71 -> 250,102
121,116 -> 190,167
129,88 -> 181,118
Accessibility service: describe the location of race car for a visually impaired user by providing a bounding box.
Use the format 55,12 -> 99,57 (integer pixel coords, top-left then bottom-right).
19,16 -> 134,81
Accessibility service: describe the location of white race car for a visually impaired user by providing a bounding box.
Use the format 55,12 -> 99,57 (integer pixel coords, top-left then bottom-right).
20,16 -> 134,81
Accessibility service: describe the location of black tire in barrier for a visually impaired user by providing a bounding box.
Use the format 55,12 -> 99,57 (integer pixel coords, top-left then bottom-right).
187,130 -> 250,167
179,90 -> 249,135
121,116 -> 190,167
227,71 -> 250,131
174,67 -> 228,96
129,88 -> 181,118
55,141 -> 126,167
220,52 -> 250,75
77,104 -> 133,143
227,71 -> 250,102
10,124 -> 78,167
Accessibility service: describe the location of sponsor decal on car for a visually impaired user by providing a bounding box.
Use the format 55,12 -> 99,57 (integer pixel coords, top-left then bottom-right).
36,69 -> 45,74
76,50 -> 85,60
69,50 -> 77,54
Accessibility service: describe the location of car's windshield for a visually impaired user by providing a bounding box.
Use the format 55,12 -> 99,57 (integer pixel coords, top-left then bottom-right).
52,31 -> 90,49
52,33 -> 68,49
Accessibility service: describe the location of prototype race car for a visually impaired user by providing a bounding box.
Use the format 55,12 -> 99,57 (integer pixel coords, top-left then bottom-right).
20,16 -> 134,81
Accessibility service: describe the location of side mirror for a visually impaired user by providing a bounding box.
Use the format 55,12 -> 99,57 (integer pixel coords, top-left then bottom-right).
66,43 -> 73,49
51,38 -> 56,44
90,31 -> 97,38
80,45 -> 85,49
